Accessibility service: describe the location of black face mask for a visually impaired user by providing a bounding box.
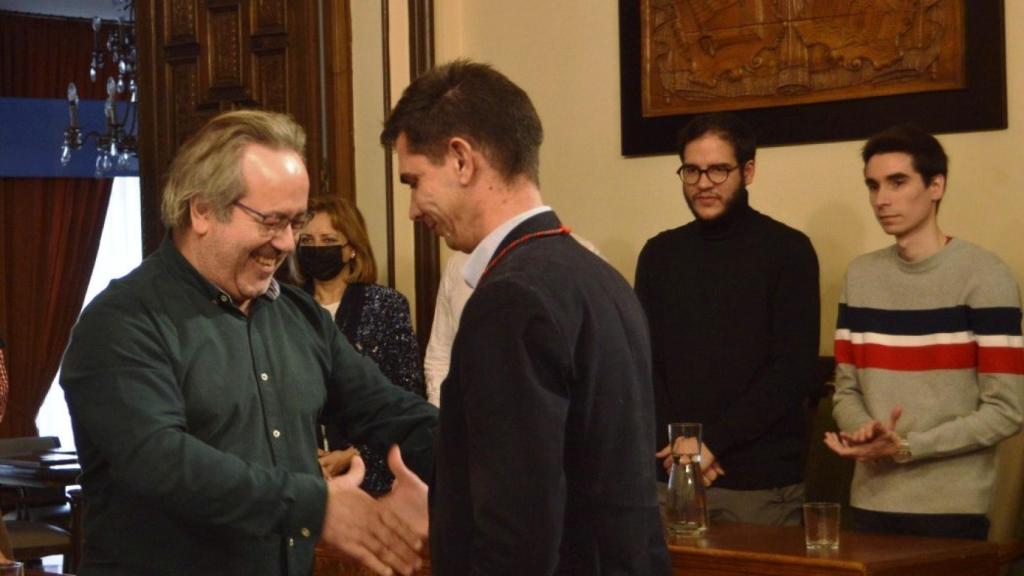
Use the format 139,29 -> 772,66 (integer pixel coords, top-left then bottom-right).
297,244 -> 347,281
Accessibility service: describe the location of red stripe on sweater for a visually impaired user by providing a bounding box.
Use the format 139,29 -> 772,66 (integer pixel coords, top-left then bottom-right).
834,341 -> 976,371
978,347 -> 1024,374
835,340 -> 1024,374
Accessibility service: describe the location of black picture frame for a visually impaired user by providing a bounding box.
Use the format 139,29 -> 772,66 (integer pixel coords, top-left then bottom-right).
619,1 -> 1007,157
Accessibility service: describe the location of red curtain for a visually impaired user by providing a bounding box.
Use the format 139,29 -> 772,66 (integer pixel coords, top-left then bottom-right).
0,12 -> 109,100
0,13 -> 114,437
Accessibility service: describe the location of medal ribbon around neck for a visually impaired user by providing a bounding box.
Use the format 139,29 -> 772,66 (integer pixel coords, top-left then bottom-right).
480,225 -> 571,282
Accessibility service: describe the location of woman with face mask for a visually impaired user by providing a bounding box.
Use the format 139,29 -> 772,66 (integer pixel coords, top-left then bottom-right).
291,195 -> 424,495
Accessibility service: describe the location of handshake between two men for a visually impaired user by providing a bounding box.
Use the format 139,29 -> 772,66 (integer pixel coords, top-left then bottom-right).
320,445 -> 429,576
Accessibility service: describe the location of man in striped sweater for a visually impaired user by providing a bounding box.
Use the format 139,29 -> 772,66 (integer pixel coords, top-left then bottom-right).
827,125 -> 1024,540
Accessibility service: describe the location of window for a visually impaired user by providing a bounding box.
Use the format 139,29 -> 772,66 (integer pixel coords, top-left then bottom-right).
37,177 -> 143,449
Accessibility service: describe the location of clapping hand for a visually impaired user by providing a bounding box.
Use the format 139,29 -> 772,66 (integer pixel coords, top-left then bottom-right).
824,406 -> 904,462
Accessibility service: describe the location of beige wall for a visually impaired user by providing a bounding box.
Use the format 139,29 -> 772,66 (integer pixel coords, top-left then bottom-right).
351,1 -> 419,319
358,1 -> 1024,353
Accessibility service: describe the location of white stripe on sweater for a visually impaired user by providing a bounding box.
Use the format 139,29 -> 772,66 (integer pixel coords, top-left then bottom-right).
835,329 -> 1023,349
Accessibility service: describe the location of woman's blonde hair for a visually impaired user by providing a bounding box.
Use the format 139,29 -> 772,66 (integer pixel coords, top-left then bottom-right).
160,109 -> 306,230
291,194 -> 378,285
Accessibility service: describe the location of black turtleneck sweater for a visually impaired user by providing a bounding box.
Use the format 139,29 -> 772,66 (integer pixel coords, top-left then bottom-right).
635,198 -> 820,489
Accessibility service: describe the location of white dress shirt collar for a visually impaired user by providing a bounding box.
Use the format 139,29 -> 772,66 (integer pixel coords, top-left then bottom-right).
462,205 -> 552,289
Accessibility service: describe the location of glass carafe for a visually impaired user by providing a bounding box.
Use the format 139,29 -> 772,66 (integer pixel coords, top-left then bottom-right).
665,422 -> 709,535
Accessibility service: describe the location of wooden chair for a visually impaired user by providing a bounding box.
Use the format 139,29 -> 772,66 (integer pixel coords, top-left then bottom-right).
988,430 -> 1024,574
6,519 -> 73,571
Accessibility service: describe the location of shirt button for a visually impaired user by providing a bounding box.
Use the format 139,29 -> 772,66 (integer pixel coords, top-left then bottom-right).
272,429 -> 281,438
301,527 -> 311,538
218,294 -> 228,303
260,373 -> 269,382
288,537 -> 295,547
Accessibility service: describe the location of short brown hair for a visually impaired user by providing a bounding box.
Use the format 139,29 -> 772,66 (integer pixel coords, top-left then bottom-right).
161,110 -> 306,230
289,195 -> 378,285
380,59 -> 543,185
862,124 -> 947,185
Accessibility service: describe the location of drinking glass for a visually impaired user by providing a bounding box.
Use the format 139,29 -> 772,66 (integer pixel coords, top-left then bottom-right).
803,502 -> 841,550
0,561 -> 24,576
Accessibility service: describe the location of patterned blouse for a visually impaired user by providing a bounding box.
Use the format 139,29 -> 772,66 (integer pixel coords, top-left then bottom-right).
335,283 -> 425,398
314,282 -> 424,495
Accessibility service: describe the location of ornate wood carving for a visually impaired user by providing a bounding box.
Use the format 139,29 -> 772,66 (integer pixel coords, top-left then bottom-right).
255,51 -> 288,112
166,0 -> 196,42
168,62 -> 204,148
641,0 -> 966,116
256,0 -> 288,31
208,6 -> 244,88
137,1 -> 355,256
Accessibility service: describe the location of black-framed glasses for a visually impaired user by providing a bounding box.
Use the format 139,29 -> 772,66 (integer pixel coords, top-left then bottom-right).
677,164 -> 739,185
233,201 -> 313,236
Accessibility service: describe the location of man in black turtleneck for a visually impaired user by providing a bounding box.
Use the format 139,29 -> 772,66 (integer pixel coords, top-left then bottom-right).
635,112 -> 820,526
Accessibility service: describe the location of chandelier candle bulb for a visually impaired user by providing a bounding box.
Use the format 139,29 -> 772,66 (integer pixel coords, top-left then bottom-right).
61,1 -> 138,175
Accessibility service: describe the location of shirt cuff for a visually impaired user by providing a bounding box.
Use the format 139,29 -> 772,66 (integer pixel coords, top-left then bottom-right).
283,473 -> 328,543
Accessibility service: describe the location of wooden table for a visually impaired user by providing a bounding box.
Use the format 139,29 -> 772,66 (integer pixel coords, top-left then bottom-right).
667,522 -> 999,576
315,544 -> 431,576
315,522 -> 998,576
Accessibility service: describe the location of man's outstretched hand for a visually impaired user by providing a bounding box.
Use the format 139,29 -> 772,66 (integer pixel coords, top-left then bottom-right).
320,454 -> 423,576
381,445 -> 429,539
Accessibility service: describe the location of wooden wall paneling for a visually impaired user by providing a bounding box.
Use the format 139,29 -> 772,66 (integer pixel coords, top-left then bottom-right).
251,0 -> 290,114
206,4 -> 246,93
136,0 -> 166,255
138,0 -> 353,254
255,0 -> 287,31
381,0 -> 395,286
253,49 -> 287,112
321,0 -> 355,202
408,0 -> 438,352
166,0 -> 197,42
286,0 -> 322,198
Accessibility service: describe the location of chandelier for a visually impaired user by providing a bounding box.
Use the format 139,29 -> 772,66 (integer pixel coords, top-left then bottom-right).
60,0 -> 138,176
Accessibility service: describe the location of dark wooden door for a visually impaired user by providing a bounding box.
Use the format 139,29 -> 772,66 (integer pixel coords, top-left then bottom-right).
135,0 -> 354,255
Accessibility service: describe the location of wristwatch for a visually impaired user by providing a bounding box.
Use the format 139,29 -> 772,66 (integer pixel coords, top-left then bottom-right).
892,437 -> 912,463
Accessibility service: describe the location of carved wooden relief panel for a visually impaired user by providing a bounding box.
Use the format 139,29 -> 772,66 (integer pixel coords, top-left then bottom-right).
168,62 -> 205,149
641,0 -> 966,116
255,51 -> 287,112
256,0 -> 287,31
166,0 -> 196,42
136,0 -> 354,255
207,5 -> 245,90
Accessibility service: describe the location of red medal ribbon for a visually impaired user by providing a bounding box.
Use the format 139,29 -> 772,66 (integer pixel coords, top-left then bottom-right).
480,225 -> 571,282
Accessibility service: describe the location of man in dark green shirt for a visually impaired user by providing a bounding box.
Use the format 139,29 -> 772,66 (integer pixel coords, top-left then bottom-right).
60,110 -> 436,576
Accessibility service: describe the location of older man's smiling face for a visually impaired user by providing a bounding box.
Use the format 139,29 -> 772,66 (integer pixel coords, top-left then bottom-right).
191,143 -> 310,310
